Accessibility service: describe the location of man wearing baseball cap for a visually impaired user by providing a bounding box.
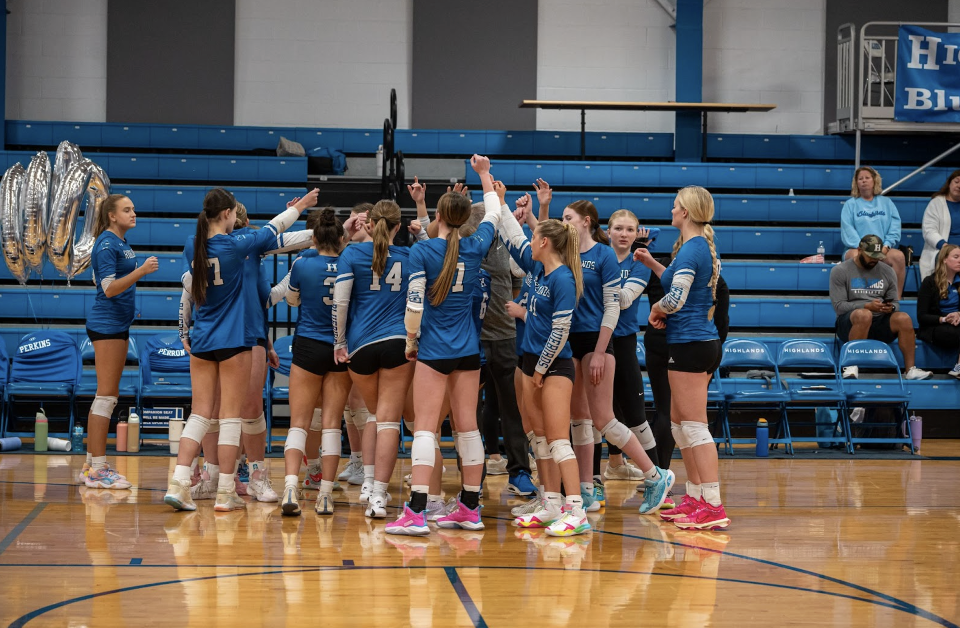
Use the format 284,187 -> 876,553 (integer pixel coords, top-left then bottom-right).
829,234 -> 932,380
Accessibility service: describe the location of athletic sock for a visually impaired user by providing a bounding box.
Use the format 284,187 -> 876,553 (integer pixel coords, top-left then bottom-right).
460,489 -> 480,511
642,466 -> 661,482
686,481 -> 703,500
702,482 -> 721,507
410,490 -> 428,513
91,455 -> 107,471
173,465 -> 192,483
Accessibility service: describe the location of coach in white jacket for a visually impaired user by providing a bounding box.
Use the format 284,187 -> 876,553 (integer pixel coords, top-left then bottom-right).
921,169 -> 960,279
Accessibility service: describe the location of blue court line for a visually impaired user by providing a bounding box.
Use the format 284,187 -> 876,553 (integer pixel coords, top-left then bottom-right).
5,564 -> 954,628
129,558 -> 142,565
0,504 -> 46,555
342,559 -> 354,566
444,567 -> 488,628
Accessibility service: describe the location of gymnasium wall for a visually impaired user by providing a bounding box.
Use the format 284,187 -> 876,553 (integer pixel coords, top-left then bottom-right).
6,0 -> 960,134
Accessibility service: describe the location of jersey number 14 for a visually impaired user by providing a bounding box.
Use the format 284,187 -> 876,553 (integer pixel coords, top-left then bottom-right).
370,261 -> 403,291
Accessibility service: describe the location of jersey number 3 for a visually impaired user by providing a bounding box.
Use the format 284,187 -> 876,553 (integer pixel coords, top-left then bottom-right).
370,261 -> 402,292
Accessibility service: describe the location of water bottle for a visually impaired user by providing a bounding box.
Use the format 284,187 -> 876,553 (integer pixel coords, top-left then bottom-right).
127,410 -> 141,453
34,410 -> 48,452
816,240 -> 825,264
71,424 -> 85,452
376,144 -> 384,177
756,418 -> 769,457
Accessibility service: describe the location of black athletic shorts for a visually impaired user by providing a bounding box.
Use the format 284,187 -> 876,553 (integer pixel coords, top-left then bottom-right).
256,337 -> 268,349
191,346 -> 251,363
520,352 -> 576,383
836,311 -> 898,344
292,336 -> 348,376
86,328 -> 129,342
568,331 -> 614,360
348,338 -> 408,376
667,339 -> 722,374
419,353 -> 481,376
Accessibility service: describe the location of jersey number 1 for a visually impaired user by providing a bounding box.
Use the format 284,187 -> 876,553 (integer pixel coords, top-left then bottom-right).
370,261 -> 402,292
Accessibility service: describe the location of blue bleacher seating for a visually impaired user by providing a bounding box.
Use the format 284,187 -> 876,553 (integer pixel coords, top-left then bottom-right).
137,334 -> 192,416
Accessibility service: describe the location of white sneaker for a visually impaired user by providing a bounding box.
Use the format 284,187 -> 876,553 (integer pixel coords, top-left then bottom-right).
315,492 -> 334,515
345,459 -> 365,485
949,363 -> 960,379
511,494 -> 542,517
425,498 -> 447,522
842,366 -> 859,379
905,366 -> 932,381
486,457 -> 508,475
213,489 -> 246,512
366,492 -> 390,518
359,480 -> 373,504
338,458 -> 358,482
164,479 -> 197,511
281,485 -> 301,516
190,478 -> 217,500
248,474 -> 279,503
850,407 -> 865,424
603,462 -> 644,481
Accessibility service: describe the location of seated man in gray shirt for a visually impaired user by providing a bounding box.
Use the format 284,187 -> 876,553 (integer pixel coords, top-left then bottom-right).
830,234 -> 932,380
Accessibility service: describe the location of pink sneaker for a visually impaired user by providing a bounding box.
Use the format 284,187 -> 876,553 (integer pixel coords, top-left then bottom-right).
673,502 -> 730,530
385,504 -> 430,536
659,494 -> 702,521
436,499 -> 484,531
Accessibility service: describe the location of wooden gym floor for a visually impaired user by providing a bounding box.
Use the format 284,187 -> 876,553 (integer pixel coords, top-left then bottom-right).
0,443 -> 958,627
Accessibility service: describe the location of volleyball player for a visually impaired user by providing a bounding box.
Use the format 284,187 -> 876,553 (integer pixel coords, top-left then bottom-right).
385,155 -> 501,536
280,208 -> 351,516
636,186 -> 730,530
80,194 -> 158,489
164,188 -> 307,511
333,200 -> 412,518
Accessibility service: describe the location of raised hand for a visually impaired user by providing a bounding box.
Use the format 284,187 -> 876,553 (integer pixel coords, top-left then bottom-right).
493,180 -> 507,205
286,196 -> 302,209
295,188 -> 320,211
533,178 -> 552,206
470,154 -> 491,175
408,220 -> 423,236
407,176 -> 426,204
516,193 -> 532,212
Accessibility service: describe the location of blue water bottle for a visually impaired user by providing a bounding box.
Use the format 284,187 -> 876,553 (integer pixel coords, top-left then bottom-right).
756,418 -> 769,457
71,424 -> 84,453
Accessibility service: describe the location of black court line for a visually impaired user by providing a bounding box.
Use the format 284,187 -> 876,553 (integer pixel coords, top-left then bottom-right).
0,504 -> 46,556
444,567 -> 488,628
5,564 -> 956,628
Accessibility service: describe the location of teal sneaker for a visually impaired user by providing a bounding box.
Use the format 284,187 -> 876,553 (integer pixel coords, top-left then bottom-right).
639,468 -> 675,515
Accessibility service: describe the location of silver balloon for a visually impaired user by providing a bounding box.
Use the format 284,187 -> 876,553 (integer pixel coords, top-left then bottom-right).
1,163 -> 28,284
49,141 -> 82,233
47,159 -> 111,279
20,151 -> 51,273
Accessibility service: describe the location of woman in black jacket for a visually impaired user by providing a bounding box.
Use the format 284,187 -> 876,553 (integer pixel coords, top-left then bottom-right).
916,243 -> 960,378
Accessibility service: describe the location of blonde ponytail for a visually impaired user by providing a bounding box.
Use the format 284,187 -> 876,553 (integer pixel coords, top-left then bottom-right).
538,219 -> 583,302
369,200 -> 400,277
703,224 -> 720,320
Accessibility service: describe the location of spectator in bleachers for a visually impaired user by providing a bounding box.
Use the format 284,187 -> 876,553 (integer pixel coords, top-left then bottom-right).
919,169 -> 960,280
916,244 -> 960,378
841,167 -> 906,298
829,234 -> 931,381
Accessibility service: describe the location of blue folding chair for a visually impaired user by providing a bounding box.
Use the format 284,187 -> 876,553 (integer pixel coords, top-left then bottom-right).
838,340 -> 913,452
0,343 -> 8,430
715,339 -> 792,455
138,334 -> 192,418
2,331 -> 82,438
266,335 -> 294,453
777,339 -> 851,453
76,337 -> 140,424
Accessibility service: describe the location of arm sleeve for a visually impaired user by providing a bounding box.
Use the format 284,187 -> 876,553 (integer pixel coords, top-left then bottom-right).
840,199 -> 861,250
181,271 -> 192,292
619,263 -> 650,309
498,203 -> 535,273
829,265 -> 857,316
658,271 -> 694,314
332,250 -> 353,349
537,282 -> 575,374
405,248 -> 426,336
600,254 -> 621,330
883,198 -> 901,249
270,268 -> 293,307
415,228 -> 429,242
269,206 -> 302,235
268,229 -> 314,255
178,288 -> 193,341
509,257 -> 526,279
285,262 -> 301,307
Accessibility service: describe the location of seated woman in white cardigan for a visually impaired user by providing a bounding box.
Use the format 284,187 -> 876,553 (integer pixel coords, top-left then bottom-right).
920,169 -> 960,279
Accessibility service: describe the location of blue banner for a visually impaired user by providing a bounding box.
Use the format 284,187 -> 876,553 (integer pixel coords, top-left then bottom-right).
895,25 -> 960,122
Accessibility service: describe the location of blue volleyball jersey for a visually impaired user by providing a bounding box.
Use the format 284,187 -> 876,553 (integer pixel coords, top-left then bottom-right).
233,227 -> 269,343
289,250 -> 338,344
660,236 -> 719,344
571,242 -> 620,333
514,272 -> 533,356
407,221 -> 496,361
257,261 -> 271,339
614,255 -> 651,338
474,269 -> 491,365
89,231 -> 138,333
335,242 -> 410,354
504,236 -> 575,370
189,225 -> 283,352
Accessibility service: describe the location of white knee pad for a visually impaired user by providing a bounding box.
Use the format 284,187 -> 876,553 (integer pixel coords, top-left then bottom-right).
600,419 -> 632,449
218,418 -> 242,447
457,430 -> 484,466
681,421 -> 713,448
181,413 -> 211,444
571,420 -> 594,446
242,413 -> 267,435
207,419 -> 220,434
365,412 -> 377,425
310,408 -> 323,431
90,396 -> 118,419
411,431 -> 438,467
592,426 -> 602,443
549,438 -> 576,464
671,422 -> 689,449
535,436 -> 550,460
451,430 -> 459,453
321,429 -> 341,458
631,423 -> 657,450
376,421 -> 400,434
284,427 -> 308,455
